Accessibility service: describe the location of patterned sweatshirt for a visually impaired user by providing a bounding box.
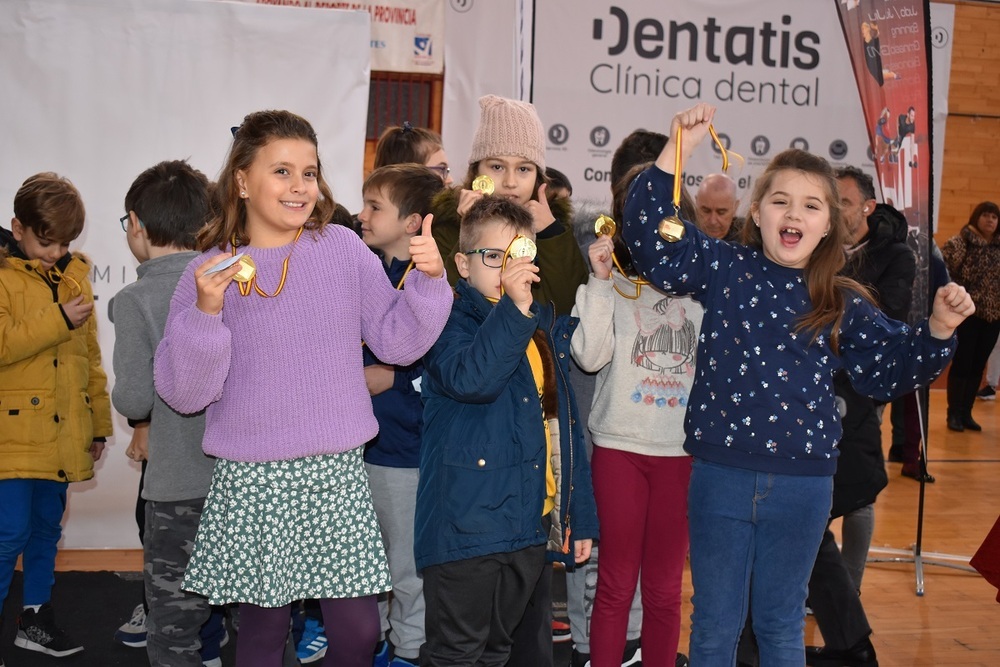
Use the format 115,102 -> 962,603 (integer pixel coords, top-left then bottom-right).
622,165 -> 956,476
571,274 -> 702,457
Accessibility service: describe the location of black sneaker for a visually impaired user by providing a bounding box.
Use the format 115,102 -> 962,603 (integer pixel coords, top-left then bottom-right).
14,603 -> 84,657
621,638 -> 642,666
571,640 -> 646,667
571,647 -> 591,667
977,385 -> 996,401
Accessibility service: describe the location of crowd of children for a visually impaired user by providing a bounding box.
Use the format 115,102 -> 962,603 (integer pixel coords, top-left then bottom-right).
0,98 -> 976,667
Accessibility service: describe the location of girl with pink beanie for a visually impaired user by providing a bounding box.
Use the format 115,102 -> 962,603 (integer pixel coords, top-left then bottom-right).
431,94 -> 589,315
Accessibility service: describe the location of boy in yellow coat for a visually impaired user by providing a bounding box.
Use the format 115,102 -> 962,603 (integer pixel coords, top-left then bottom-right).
0,172 -> 112,662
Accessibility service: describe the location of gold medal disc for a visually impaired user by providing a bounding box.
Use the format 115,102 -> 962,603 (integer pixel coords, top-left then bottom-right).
506,235 -> 537,262
472,175 -> 495,195
594,215 -> 617,237
657,216 -> 685,243
233,254 -> 257,283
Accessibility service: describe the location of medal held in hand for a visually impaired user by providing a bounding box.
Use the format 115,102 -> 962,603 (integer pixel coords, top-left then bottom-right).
506,235 -> 537,262
233,255 -> 256,283
498,234 -> 538,299
657,125 -> 687,243
657,124 -> 734,243
472,175 -> 495,195
595,214 -> 617,237
594,214 -> 650,300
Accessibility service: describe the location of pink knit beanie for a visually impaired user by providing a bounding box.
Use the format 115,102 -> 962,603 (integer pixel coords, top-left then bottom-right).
468,95 -> 546,170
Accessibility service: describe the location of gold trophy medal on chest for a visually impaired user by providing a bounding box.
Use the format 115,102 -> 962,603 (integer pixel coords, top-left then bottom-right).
472,175 -> 495,195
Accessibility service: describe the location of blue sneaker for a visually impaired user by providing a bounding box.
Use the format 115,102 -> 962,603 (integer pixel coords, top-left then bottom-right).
373,639 -> 390,667
113,604 -> 147,648
296,617 -> 328,664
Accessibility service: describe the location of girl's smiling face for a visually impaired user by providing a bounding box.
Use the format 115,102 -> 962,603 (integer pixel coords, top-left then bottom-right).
751,169 -> 832,270
236,137 -> 319,247
477,156 -> 537,206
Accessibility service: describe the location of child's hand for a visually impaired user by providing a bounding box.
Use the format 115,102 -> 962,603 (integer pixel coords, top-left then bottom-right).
90,440 -> 105,462
364,364 -> 395,396
589,235 -> 614,281
409,214 -> 445,279
526,183 -> 556,233
457,189 -> 484,218
125,423 -> 149,462
195,254 -> 241,315
501,256 -> 540,315
928,282 -> 975,339
61,296 -> 93,329
656,103 -> 716,174
575,538 -> 593,564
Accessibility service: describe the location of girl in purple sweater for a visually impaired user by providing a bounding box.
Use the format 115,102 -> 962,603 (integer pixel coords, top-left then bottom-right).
153,110 -> 452,667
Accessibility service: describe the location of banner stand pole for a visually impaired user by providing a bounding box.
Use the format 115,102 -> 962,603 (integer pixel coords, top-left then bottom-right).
866,386 -> 976,596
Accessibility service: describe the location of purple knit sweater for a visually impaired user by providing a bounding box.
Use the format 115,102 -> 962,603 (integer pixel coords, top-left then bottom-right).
154,224 -> 452,462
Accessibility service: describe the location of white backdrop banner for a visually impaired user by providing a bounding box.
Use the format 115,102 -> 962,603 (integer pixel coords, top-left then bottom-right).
441,0 -> 526,171
0,0 -> 370,549
529,0 -> 954,215
237,0 -> 445,73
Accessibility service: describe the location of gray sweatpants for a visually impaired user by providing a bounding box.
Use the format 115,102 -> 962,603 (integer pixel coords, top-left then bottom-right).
366,463 -> 424,661
565,544 -> 642,653
144,498 -> 212,667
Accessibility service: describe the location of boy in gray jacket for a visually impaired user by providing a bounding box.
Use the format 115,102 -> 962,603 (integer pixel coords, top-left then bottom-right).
110,160 -> 222,667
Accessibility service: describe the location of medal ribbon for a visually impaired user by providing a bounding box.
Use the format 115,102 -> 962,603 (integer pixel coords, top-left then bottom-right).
235,227 -> 303,298
670,124 -> 736,215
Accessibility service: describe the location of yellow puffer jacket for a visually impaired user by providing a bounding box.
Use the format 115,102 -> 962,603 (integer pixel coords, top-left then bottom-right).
0,247 -> 113,482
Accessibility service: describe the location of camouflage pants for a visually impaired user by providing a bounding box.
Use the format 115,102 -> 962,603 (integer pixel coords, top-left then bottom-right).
144,498 -> 212,667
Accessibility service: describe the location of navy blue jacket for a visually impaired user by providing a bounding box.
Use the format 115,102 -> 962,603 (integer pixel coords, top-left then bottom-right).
415,280 -> 599,571
363,257 -> 424,468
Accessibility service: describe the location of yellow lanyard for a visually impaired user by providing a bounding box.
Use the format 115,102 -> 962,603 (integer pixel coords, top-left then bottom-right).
43,265 -> 82,297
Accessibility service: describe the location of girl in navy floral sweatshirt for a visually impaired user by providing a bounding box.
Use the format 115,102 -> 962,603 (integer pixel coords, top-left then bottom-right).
622,103 -> 974,666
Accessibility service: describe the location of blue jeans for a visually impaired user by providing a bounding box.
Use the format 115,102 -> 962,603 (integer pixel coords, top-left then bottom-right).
687,459 -> 832,667
0,479 -> 68,607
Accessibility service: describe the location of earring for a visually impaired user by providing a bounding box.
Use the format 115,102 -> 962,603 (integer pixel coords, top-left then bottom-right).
240,191 -> 246,198
822,231 -> 829,238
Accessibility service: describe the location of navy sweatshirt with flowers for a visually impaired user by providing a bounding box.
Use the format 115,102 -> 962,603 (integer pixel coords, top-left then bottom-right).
622,165 -> 955,476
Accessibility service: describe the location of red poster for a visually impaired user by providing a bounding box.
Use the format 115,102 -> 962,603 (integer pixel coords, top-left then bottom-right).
837,0 -> 932,319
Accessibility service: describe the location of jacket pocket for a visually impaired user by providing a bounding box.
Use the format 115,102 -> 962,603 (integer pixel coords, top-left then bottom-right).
68,391 -> 95,447
442,441 -> 520,535
0,390 -> 57,446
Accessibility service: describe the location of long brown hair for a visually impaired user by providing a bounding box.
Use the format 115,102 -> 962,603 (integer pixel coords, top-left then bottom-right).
197,110 -> 336,251
742,149 -> 871,351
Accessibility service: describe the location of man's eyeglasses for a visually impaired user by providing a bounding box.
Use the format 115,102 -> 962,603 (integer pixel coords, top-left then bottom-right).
428,165 -> 451,180
464,248 -> 505,268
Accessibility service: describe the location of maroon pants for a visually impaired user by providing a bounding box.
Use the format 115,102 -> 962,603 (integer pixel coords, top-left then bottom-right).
589,446 -> 691,667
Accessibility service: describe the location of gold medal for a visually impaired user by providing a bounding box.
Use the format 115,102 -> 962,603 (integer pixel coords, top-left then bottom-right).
472,175 -> 495,195
506,235 -> 537,262
233,255 -> 256,283
594,215 -> 617,237
658,216 -> 685,243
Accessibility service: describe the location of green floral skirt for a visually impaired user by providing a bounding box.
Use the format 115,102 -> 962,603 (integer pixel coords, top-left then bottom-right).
183,447 -> 391,606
